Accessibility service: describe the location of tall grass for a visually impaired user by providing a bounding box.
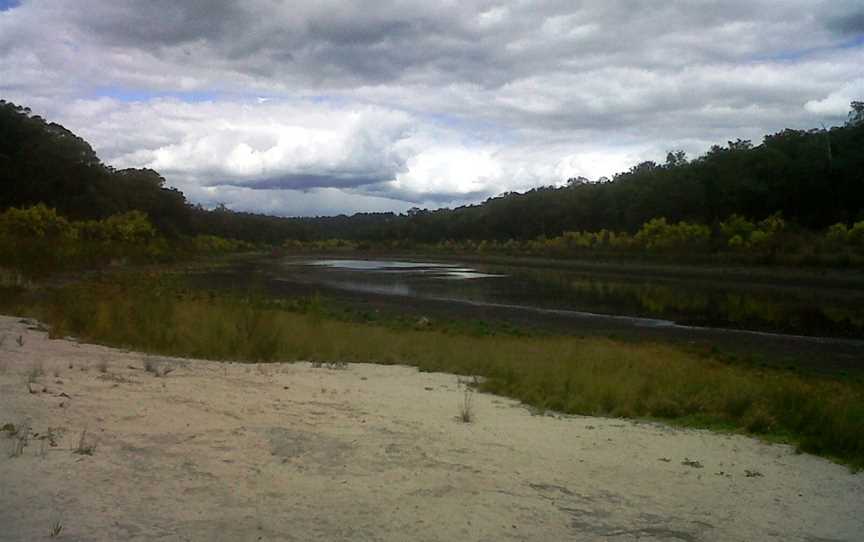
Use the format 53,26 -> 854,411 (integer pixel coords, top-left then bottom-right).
26,275 -> 864,468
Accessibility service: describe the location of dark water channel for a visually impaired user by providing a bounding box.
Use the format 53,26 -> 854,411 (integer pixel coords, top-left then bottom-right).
190,256 -> 864,372
279,258 -> 864,340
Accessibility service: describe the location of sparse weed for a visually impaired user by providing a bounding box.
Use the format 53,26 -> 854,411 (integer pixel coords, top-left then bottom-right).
143,356 -> 158,374
458,387 -> 475,423
311,360 -> 348,370
26,363 -> 44,384
73,429 -> 96,456
96,358 -> 108,373
7,422 -> 29,458
16,334 -> 24,347
48,519 -> 63,537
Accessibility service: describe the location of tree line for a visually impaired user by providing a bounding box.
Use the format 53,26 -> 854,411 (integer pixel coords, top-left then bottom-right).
304,103 -> 863,242
1,98 -> 862,258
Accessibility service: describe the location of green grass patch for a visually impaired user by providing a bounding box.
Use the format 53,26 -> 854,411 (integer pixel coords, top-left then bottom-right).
8,272 -> 864,469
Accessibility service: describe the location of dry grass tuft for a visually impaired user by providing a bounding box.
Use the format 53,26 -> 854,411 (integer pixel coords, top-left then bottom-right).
26,362 -> 44,384
7,421 -> 29,458
48,519 -> 62,537
73,429 -> 96,456
458,387 -> 475,423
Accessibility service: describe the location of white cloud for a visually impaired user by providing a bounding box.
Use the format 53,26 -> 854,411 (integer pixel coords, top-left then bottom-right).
805,78 -> 864,116
1,0 -> 862,215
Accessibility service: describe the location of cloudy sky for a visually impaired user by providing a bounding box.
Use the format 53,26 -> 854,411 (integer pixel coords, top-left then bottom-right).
1,0 -> 862,216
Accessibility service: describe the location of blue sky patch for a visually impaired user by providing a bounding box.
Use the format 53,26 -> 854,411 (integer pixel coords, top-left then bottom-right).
0,0 -> 21,12
93,87 -> 219,103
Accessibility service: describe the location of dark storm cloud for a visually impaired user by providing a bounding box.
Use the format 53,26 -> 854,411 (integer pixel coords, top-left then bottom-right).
205,172 -> 395,191
75,0 -> 249,48
827,10 -> 864,36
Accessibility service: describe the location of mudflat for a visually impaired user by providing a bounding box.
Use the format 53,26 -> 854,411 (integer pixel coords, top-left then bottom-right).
0,315 -> 861,541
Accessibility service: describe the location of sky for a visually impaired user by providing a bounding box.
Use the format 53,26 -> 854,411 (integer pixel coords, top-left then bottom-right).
1,1 -> 862,217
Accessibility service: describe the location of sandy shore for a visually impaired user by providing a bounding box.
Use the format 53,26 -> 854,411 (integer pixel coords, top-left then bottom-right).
1,315 -> 862,541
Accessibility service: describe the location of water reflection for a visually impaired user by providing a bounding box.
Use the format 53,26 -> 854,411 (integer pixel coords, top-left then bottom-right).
309,259 -> 505,279
286,259 -> 864,339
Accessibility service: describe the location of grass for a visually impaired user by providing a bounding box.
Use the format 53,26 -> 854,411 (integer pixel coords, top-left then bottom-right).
11,273 -> 864,469
458,387 -> 475,423
48,519 -> 62,537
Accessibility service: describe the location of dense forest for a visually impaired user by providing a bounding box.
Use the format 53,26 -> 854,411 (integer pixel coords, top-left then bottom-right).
1,98 -> 862,260
307,103 -> 863,242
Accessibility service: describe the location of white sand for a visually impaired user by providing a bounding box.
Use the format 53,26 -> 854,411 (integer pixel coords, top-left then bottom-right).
0,314 -> 862,541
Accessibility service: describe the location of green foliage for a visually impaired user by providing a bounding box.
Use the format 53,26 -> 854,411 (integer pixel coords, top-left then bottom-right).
0,204 -> 78,275
190,235 -> 254,253
0,205 -> 251,276
634,218 -> 711,251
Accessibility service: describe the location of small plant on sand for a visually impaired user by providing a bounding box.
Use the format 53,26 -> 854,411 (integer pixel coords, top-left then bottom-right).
26,362 -> 44,384
73,429 -> 96,456
7,422 -> 29,458
143,356 -> 173,377
311,360 -> 348,370
48,519 -> 63,537
96,358 -> 108,373
143,356 -> 158,374
16,334 -> 24,347
458,387 -> 475,423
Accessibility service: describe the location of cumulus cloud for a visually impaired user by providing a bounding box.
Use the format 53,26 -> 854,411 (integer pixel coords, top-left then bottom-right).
1,0 -> 862,216
805,78 -> 864,116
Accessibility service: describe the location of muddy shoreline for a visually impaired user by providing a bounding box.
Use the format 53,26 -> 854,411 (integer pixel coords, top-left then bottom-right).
190,260 -> 864,375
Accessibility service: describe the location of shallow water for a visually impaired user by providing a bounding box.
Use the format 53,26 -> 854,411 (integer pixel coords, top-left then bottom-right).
282,258 -> 864,339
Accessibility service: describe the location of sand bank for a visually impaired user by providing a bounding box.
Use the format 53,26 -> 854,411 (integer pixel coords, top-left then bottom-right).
0,315 -> 861,541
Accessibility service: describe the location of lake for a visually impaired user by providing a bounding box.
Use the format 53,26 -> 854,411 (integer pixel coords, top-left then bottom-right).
189,256 -> 864,372
272,258 -> 863,339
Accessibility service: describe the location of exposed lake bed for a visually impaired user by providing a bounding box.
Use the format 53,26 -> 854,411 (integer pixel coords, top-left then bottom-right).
188,255 -> 864,374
